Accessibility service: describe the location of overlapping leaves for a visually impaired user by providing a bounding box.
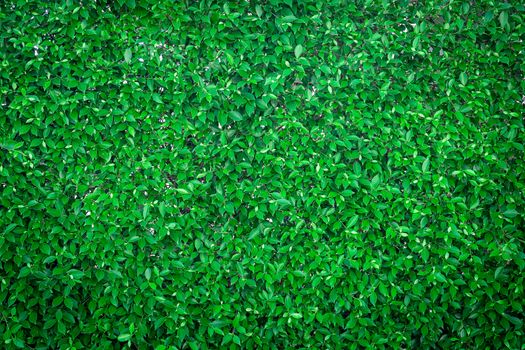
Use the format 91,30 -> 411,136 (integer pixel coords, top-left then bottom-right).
0,0 -> 524,349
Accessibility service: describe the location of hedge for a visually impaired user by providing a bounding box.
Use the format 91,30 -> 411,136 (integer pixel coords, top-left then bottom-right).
1,0 -> 524,349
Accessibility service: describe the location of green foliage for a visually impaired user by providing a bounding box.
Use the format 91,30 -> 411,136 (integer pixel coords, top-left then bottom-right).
1,0 -> 524,348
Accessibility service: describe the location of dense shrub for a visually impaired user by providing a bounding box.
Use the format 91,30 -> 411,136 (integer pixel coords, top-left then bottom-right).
1,0 -> 524,348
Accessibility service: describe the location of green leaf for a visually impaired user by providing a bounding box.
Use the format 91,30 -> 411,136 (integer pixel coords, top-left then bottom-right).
347,215 -> 359,228
434,272 -> 446,283
494,266 -> 504,279
175,188 -> 190,195
13,339 -> 25,348
229,111 -> 243,121
41,243 -> 51,255
370,291 -> 377,305
282,15 -> 297,23
499,11 -> 508,29
422,158 -> 430,172
247,226 -> 260,240
118,334 -> 132,342
503,314 -> 523,327
211,319 -> 228,328
421,248 -> 430,262
459,72 -> 468,85
152,94 -> 163,104
195,239 -> 203,250
68,269 -> 84,280
294,44 -> 304,58
124,48 -> 132,63
503,209 -> 519,218
222,333 -> 233,345
276,198 -> 291,207
64,297 -> 74,309
371,175 -> 381,190
233,335 -> 241,345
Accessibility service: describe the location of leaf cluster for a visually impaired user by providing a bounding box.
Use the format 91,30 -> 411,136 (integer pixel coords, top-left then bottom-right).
0,0 -> 524,349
